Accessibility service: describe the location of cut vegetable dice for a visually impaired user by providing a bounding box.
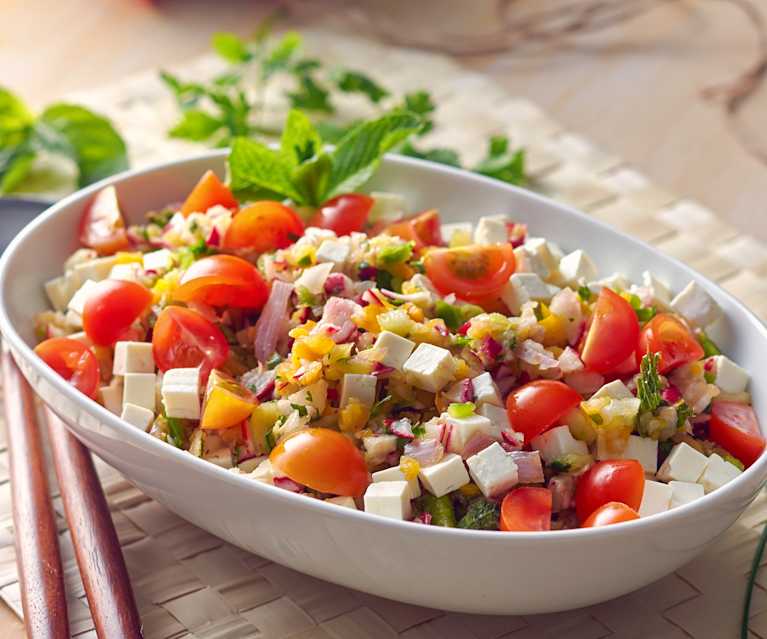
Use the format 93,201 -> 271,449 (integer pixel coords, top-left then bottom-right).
316,239 -> 350,267
372,465 -> 421,499
642,271 -> 672,306
501,273 -> 560,314
445,413 -> 496,457
707,355 -> 749,394
161,368 -> 201,419
698,453 -> 742,493
466,442 -> 519,498
670,281 -> 722,328
473,216 -> 508,245
531,425 -> 588,464
588,273 -> 629,295
669,480 -> 705,508
326,496 -> 358,509
591,379 -> 634,401
418,453 -> 470,497
373,331 -> 416,371
477,403 -> 512,436
113,341 -> 155,375
98,380 -> 123,415
519,238 -> 559,278
44,274 -> 78,311
471,372 -> 502,407
559,249 -> 597,284
120,403 -> 154,430
363,434 -> 398,464
638,479 -> 672,517
109,263 -> 142,282
122,373 -> 157,412
618,435 -> 658,473
294,262 -> 334,295
142,249 -> 173,273
656,442 -> 708,482
340,373 -> 377,409
72,256 -> 118,284
403,343 -> 456,393
441,222 -> 473,246
363,481 -> 412,520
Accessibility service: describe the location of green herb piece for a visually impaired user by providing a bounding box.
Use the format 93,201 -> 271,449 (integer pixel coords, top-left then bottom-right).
411,422 -> 426,438
266,353 -> 282,370
262,32 -> 302,79
332,70 -> 389,103
378,242 -> 413,265
637,352 -> 663,413
296,286 -> 317,306
297,253 -> 312,267
375,268 -> 394,291
452,335 -> 472,348
550,459 -> 571,473
472,136 -> 526,187
698,331 -> 722,357
212,32 -> 253,64
577,285 -> 594,302
625,292 -> 656,322
447,402 -> 476,419
402,90 -> 436,132
410,259 -> 425,274
166,416 -> 186,449
675,401 -> 693,429
457,498 -> 499,530
370,394 -> 392,418
148,209 -> 174,227
435,300 -> 464,331
291,403 -> 309,417
265,429 -> 276,452
399,141 -> 462,167
533,304 -> 545,321
287,74 -> 334,114
422,494 -> 456,527
723,453 -> 745,471
168,109 -> 223,142
550,453 -> 592,474
704,371 -> 716,384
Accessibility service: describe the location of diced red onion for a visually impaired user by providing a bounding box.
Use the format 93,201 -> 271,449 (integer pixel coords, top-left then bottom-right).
324,273 -> 352,296
206,226 -> 221,247
662,385 -> 682,405
509,450 -> 544,484
564,370 -> 604,395
508,222 -> 527,248
459,378 -> 474,403
501,430 -> 524,451
558,347 -> 584,374
458,321 -> 471,336
385,451 -> 400,467
273,476 -> 304,492
704,358 -> 715,372
516,339 -> 559,370
461,432 -> 496,458
358,264 -> 377,281
327,387 -> 339,406
549,475 -> 575,512
372,362 -> 395,377
389,418 -> 415,439
480,336 -> 503,363
254,280 -> 294,363
414,512 -> 432,525
404,438 -> 444,467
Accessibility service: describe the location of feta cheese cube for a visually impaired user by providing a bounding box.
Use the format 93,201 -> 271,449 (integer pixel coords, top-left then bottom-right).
501,273 -> 560,314
120,403 -> 154,430
642,271 -> 672,306
471,372 -> 502,407
445,413 -> 496,457
142,249 -> 173,273
113,341 -> 154,376
638,479 -> 672,517
122,373 -> 157,412
618,435 -> 658,473
326,496 -> 358,509
474,216 -> 508,245
403,343 -> 456,393
657,442 -> 708,482
109,263 -> 142,282
364,481 -> 412,520
531,425 -> 588,464
372,466 -> 421,499
340,373 -> 377,409
513,245 -> 550,279
67,279 -> 98,316
588,273 -> 629,295
369,192 -> 406,224
669,480 -> 705,508
315,239 -> 350,267
373,331 -> 416,371
466,442 -> 519,498
294,262 -> 334,295
418,453 -> 470,497
592,379 -> 634,400
98,380 -> 123,415
559,249 -> 598,284
71,256 -> 118,285
477,403 -> 511,437
161,368 -> 201,419
521,238 -> 559,277
698,453 -> 741,493
44,274 -> 78,311
708,355 -> 749,394
671,281 -> 722,328
363,434 -> 398,464
441,222 -> 473,246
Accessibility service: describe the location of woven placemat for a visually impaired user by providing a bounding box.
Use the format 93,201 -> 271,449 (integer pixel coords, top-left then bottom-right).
2,29 -> 767,639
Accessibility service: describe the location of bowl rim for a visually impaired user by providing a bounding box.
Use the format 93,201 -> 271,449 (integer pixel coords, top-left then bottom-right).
2,148 -> 766,542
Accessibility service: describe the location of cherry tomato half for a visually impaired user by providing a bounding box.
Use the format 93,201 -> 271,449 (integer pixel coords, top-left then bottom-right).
223,201 -> 304,253
575,460 -> 645,523
34,337 -> 100,398
500,487 -> 552,532
424,243 -> 516,304
174,254 -> 269,309
309,193 -> 374,237
581,501 -> 640,528
181,170 -> 238,217
270,428 -> 370,497
152,306 -> 229,375
710,401 -> 765,468
638,313 -> 704,374
385,210 -> 443,249
581,288 -> 640,374
82,279 -> 152,346
505,380 -> 582,444
79,186 -> 130,255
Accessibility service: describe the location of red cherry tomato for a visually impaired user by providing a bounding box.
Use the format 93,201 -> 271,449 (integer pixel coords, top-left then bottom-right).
637,313 -> 704,374
174,254 -> 269,309
581,501 -> 640,528
424,244 -> 516,304
385,210 -> 443,249
308,193 -> 374,237
500,487 -> 552,531
505,380 -> 582,444
82,279 -> 152,346
34,337 -> 100,398
709,401 -> 765,468
575,460 -> 645,523
581,288 -> 640,374
79,186 -> 130,255
152,306 -> 229,375
223,201 -> 304,253
181,170 -> 238,217
270,428 -> 370,497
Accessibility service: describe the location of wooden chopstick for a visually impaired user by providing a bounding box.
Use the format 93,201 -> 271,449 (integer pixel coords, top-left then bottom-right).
45,407 -> 143,638
1,349 -> 69,638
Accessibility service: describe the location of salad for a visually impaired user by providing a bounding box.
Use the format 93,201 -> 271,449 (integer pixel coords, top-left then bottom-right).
33,161 -> 765,533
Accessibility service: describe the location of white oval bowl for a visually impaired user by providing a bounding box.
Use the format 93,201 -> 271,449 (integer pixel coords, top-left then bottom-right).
1,151 -> 766,615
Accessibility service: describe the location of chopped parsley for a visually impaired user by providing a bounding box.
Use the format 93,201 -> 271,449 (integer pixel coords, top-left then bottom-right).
435,300 -> 464,331
457,498 -> 499,530
675,402 -> 693,429
296,286 -> 317,306
637,352 -> 663,413
378,242 -> 413,265
291,403 -> 309,417
577,285 -> 594,302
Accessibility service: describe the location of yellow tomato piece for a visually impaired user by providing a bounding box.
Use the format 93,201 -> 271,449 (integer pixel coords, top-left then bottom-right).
115,251 -> 143,264
339,399 -> 370,433
296,360 -> 323,386
201,386 -> 256,430
540,313 -> 568,347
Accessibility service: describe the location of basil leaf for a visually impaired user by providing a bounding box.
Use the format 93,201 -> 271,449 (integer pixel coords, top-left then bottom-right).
280,109 -> 322,167
212,32 -> 252,64
228,137 -> 301,202
169,109 -> 223,141
332,70 -> 389,103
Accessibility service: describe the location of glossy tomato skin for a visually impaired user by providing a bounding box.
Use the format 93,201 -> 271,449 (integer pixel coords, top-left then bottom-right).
506,380 -> 582,444
709,401 -> 765,468
181,170 -> 238,217
425,244 -> 516,304
152,306 -> 229,376
174,254 -> 269,309
638,313 -> 704,374
34,337 -> 100,398
581,288 -> 640,374
309,194 -> 374,237
79,186 -> 130,255
575,460 -> 645,523
500,487 -> 552,531
223,201 -> 304,253
581,501 -> 640,528
270,428 -> 370,497
385,210 -> 442,249
82,279 -> 152,346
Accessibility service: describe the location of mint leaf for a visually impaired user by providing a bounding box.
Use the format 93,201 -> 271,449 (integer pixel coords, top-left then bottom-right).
159,71 -> 207,109
0,87 -> 33,149
402,90 -> 436,134
169,109 -> 223,141
332,70 -> 389,103
399,141 -> 461,167
228,137 -> 301,202
291,152 -> 332,208
212,32 -> 252,64
263,31 -> 302,79
287,75 -> 334,114
280,109 -> 322,166
0,149 -> 35,194
473,136 -> 526,187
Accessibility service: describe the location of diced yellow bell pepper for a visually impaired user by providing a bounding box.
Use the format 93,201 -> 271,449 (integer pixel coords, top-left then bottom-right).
539,313 -> 568,347
292,334 -> 335,361
339,398 -> 370,433
399,456 -> 421,480
115,251 -> 144,264
289,321 -> 317,339
201,370 -> 257,430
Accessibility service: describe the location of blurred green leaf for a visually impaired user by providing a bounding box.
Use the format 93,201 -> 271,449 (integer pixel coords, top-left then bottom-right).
212,32 -> 252,64
332,70 -> 389,103
168,110 -> 223,141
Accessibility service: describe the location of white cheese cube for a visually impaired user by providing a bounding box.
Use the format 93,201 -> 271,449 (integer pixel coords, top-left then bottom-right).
64,248 -> 98,272
708,355 -> 749,394
501,273 -> 560,315
372,466 -> 421,499
638,479 -> 672,517
65,309 -> 84,329
657,442 -> 708,482
161,368 -> 201,419
66,279 -> 99,316
418,453 -> 470,497
671,281 -> 722,328
522,238 -> 559,277
403,343 -> 456,393
120,403 -> 154,430
316,239 -> 350,267
592,379 -> 634,400
513,246 -> 550,279
477,403 -> 511,438
142,249 -> 174,273
109,263 -> 142,282
530,425 -> 588,464
471,372 -> 502,407
441,222 -> 473,246
72,256 -> 118,285
373,331 -> 416,371
294,262 -> 334,295
44,274 -> 78,311
588,273 -> 629,295
249,459 -> 274,485
474,216 -> 508,245
340,373 -> 377,409
466,442 -> 519,498
363,434 -> 398,464
369,191 -> 406,224
618,435 -> 658,473
326,496 -> 358,509
445,413 -> 496,457
559,249 -> 597,284
642,271 -> 672,306
98,380 -> 123,415
122,373 -> 157,412
364,481 -> 412,520
669,480 -> 705,508
113,341 -> 154,376
698,453 -> 741,493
